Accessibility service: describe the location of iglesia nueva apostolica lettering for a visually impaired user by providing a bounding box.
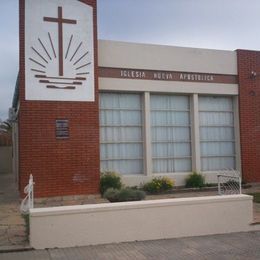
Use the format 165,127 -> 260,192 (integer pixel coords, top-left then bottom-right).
153,72 -> 173,80
120,70 -> 146,79
120,69 -> 215,82
179,73 -> 214,81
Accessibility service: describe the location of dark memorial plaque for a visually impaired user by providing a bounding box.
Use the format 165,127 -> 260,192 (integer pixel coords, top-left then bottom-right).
56,119 -> 69,139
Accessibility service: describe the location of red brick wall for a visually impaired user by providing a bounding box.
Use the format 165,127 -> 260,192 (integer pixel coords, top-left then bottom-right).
237,50 -> 260,183
19,0 -> 100,197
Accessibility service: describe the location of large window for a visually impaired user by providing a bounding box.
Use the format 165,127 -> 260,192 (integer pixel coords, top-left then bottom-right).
150,94 -> 192,173
100,93 -> 143,174
199,96 -> 235,171
100,92 -> 237,175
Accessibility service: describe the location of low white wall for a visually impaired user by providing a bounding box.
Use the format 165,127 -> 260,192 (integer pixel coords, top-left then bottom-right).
30,195 -> 253,249
0,146 -> 12,174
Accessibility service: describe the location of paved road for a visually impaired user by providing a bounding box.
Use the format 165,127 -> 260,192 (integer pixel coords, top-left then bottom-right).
1,231 -> 260,260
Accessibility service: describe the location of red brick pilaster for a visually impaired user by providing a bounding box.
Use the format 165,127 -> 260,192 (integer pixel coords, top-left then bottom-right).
19,0 -> 100,197
237,50 -> 260,183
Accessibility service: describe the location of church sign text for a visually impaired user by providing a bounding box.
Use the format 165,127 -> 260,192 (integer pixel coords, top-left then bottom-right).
100,67 -> 237,84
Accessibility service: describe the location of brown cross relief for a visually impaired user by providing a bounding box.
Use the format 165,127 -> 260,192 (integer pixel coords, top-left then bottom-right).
44,6 -> 77,76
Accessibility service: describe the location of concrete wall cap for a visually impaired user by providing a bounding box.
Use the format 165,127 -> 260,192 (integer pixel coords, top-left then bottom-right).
30,194 -> 252,217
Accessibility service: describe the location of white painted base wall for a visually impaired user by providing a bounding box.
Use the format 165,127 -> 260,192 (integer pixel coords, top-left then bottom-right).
121,171 -> 223,187
30,195 -> 255,249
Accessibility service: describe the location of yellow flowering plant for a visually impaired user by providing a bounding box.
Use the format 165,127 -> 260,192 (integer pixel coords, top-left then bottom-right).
143,177 -> 174,194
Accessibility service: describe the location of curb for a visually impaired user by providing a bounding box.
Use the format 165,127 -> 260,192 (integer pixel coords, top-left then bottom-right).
0,246 -> 33,254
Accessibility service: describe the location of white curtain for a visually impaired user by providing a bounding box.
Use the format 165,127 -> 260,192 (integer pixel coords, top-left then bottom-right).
199,96 -> 235,171
100,93 -> 143,174
150,94 -> 191,173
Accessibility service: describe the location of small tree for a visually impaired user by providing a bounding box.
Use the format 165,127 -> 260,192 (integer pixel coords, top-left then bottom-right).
0,119 -> 12,133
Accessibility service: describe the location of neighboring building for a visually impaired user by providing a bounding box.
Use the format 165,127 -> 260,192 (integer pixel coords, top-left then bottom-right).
12,0 -> 260,198
0,130 -> 12,174
0,132 -> 12,146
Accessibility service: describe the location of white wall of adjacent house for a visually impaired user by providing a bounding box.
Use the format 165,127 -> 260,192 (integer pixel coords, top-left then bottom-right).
97,40 -> 240,186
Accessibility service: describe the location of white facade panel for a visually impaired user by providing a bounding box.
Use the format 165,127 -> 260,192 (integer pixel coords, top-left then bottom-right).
99,78 -> 238,95
25,0 -> 94,101
98,40 -> 237,75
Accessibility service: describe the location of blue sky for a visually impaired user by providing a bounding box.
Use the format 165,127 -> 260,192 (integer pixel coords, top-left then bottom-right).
1,0 -> 260,120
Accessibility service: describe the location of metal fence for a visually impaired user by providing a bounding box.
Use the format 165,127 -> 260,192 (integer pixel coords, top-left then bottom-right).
217,169 -> 241,195
20,174 -> 34,214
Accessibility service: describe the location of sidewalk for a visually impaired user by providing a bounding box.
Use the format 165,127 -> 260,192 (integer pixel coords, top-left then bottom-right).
1,231 -> 260,259
0,173 -> 29,252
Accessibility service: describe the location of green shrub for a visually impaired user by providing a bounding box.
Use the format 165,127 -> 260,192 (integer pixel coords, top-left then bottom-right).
104,188 -> 146,202
185,172 -> 205,188
247,192 -> 260,203
103,188 -> 119,201
100,171 -> 122,195
143,177 -> 174,194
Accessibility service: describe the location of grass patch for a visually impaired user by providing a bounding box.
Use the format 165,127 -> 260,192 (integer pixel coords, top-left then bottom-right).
247,192 -> 260,203
22,213 -> 30,240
